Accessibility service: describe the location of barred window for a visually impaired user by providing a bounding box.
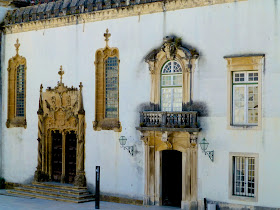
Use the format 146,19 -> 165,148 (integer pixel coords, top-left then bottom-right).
16,64 -> 25,117
161,61 -> 182,111
233,156 -> 255,197
105,56 -> 118,118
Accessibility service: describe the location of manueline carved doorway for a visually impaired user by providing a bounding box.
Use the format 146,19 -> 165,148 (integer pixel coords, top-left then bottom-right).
34,67 -> 86,187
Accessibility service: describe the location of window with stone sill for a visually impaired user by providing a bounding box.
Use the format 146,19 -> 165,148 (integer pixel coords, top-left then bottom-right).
161,60 -> 183,111
225,55 -> 264,128
6,39 -> 27,128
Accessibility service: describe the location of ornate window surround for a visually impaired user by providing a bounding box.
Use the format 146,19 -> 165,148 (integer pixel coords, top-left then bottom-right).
225,55 -> 264,130
145,36 -> 199,111
93,29 -> 121,132
6,39 -> 27,128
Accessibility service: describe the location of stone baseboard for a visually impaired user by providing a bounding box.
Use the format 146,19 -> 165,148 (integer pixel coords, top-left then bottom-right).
100,194 -> 143,206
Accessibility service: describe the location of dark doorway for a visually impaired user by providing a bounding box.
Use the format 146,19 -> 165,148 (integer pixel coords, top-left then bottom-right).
52,131 -> 62,182
162,150 -> 182,207
65,131 -> 77,183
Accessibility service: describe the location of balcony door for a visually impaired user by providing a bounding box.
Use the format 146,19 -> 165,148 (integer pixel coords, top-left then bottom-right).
161,61 -> 183,111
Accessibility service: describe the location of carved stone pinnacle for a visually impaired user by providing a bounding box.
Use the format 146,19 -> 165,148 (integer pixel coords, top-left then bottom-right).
104,28 -> 111,47
58,65 -> 64,83
14,39 -> 20,55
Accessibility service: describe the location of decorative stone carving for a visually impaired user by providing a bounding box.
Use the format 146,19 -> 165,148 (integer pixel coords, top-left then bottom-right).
190,132 -> 198,148
144,36 -> 199,110
93,29 -> 122,132
34,66 -> 86,187
6,39 -> 27,128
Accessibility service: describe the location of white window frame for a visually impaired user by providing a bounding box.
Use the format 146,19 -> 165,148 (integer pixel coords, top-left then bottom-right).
225,55 -> 264,130
229,152 -> 259,202
232,71 -> 258,125
161,61 -> 183,112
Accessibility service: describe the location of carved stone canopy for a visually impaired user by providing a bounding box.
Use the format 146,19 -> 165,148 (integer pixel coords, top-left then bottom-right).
39,66 -> 85,132
145,36 -> 199,67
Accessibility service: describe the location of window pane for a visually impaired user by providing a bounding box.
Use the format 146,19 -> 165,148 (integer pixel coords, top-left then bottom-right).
161,88 -> 172,111
248,86 -> 258,124
248,72 -> 258,82
162,62 -> 172,74
172,88 -> 182,111
173,75 -> 182,86
173,61 -> 182,73
162,75 -> 172,86
105,57 -> 118,118
16,64 -> 25,117
233,86 -> 245,124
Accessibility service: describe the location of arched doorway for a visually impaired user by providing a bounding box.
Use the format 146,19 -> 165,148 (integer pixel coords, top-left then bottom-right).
162,150 -> 182,207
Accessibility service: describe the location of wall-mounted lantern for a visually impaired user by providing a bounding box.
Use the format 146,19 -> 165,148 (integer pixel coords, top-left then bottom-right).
199,138 -> 214,162
119,136 -> 134,156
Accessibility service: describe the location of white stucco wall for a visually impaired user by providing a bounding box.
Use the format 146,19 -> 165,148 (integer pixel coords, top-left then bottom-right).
1,0 -> 280,207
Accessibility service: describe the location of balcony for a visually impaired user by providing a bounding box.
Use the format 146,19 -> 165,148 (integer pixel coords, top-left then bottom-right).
136,111 -> 201,132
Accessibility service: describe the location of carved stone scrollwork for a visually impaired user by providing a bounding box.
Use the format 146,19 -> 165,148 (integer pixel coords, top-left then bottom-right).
190,132 -> 198,148
140,132 -> 149,145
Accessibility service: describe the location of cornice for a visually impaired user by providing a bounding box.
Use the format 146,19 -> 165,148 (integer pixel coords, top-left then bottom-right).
4,0 -> 247,34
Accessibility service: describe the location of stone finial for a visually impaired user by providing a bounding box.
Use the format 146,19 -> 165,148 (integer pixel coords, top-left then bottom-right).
79,82 -> 83,91
40,84 -> 43,93
104,28 -> 111,47
58,65 -> 64,83
14,39 -> 20,55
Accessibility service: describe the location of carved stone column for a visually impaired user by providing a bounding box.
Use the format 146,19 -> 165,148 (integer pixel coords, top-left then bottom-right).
74,82 -> 86,187
61,132 -> 66,183
34,84 -> 46,182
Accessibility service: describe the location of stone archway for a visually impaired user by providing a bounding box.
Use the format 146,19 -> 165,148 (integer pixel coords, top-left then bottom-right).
34,66 -> 86,187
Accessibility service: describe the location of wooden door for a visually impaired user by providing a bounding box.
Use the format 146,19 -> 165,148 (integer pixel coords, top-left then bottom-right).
65,131 -> 77,183
52,131 -> 62,182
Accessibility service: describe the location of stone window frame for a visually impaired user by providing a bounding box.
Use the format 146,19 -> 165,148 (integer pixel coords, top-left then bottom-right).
225,55 -> 264,130
229,152 -> 259,202
93,29 -> 121,132
6,39 -> 27,128
145,37 -> 199,111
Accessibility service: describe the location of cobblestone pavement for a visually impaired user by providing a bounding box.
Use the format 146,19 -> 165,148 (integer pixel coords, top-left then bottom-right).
0,190 -> 179,210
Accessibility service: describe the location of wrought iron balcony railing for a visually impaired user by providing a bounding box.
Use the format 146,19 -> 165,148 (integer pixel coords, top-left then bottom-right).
139,111 -> 199,129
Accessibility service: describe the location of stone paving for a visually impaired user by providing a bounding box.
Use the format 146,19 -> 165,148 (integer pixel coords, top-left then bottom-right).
0,190 -> 179,210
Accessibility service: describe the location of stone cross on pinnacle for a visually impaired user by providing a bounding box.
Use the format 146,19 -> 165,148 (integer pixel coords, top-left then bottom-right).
104,29 -> 111,47
14,39 -> 20,55
58,65 -> 64,83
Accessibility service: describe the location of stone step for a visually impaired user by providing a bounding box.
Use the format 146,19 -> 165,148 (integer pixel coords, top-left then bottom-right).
13,187 -> 94,200
24,184 -> 89,195
32,182 -> 87,190
8,190 -> 94,203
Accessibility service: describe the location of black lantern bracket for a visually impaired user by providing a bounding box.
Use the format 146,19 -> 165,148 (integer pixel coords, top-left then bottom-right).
205,150 -> 214,162
199,138 -> 214,162
119,136 -> 134,156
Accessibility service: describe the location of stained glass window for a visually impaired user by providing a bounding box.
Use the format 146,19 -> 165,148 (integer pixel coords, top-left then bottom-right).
161,61 -> 182,111
105,56 -> 118,118
16,64 -> 25,117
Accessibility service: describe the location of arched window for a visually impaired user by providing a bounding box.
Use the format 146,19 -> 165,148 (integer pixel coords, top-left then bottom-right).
93,29 -> 121,132
6,39 -> 27,128
161,61 -> 182,111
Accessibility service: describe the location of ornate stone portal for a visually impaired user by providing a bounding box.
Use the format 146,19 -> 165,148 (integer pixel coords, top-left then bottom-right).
34,66 -> 86,187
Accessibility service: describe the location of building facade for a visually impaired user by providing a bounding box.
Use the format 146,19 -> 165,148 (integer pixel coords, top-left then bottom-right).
0,0 -> 280,209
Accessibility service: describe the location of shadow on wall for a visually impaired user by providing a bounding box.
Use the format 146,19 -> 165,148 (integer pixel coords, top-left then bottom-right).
136,101 -> 208,117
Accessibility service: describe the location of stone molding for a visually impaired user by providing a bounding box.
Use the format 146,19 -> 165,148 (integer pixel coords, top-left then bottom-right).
93,29 -> 121,132
4,0 -> 247,34
6,39 -> 27,128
